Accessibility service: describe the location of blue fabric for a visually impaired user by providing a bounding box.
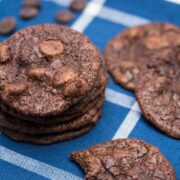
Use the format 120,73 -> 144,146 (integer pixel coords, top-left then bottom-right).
0,0 -> 180,179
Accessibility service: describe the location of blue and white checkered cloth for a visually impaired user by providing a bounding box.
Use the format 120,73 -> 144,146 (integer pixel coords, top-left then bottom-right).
0,0 -> 180,179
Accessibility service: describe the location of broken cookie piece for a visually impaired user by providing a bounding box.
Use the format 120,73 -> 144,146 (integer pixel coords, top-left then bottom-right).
71,138 -> 176,180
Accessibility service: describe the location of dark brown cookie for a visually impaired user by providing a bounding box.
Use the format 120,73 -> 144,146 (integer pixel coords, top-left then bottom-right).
20,7 -> 39,19
0,96 -> 103,135
104,23 -> 180,91
56,10 -> 74,23
0,17 -> 16,35
22,0 -> 41,9
71,138 -> 176,180
136,47 -> 180,138
0,24 -> 103,117
0,125 -> 92,145
69,0 -> 86,12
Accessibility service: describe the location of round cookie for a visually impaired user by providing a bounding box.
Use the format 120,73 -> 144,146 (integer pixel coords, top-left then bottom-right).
0,97 -> 103,135
0,125 -> 92,145
104,23 -> 180,91
71,138 -> 176,180
0,24 -> 103,117
136,47 -> 180,138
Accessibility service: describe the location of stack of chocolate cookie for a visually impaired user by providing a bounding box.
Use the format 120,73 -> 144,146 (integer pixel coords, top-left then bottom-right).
105,23 -> 180,138
0,24 -> 108,144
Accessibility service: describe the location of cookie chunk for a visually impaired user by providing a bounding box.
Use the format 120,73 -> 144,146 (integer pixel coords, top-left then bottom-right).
0,24 -> 102,117
104,23 -> 180,91
136,47 -> 180,138
71,138 -> 176,180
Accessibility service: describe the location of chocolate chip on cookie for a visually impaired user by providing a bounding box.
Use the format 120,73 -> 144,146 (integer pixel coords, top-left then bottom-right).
39,39 -> 64,58
0,44 -> 11,63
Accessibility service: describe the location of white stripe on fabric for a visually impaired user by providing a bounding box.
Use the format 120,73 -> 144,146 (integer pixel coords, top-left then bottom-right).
0,145 -> 82,180
112,102 -> 141,139
105,88 -> 140,112
71,0 -> 106,32
165,0 -> 180,4
99,6 -> 149,27
45,0 -> 150,27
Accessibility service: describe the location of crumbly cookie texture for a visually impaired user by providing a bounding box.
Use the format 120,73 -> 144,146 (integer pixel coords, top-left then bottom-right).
136,47 -> 180,138
71,138 -> 176,180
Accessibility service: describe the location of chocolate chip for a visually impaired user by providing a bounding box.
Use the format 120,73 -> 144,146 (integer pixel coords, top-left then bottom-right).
39,39 -> 64,58
144,36 -> 169,49
63,82 -> 80,97
20,7 -> 39,19
56,10 -> 74,23
69,0 -> 86,12
53,67 -> 79,87
0,17 -> 16,35
22,0 -> 41,9
0,44 -> 11,63
27,67 -> 47,80
4,83 -> 27,96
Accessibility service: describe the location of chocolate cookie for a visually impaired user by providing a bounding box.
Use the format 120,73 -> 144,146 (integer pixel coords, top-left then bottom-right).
71,138 -> 176,180
0,125 -> 92,145
104,23 -> 180,91
136,47 -> 180,138
0,17 -> 16,35
0,24 -> 103,117
0,96 -> 103,135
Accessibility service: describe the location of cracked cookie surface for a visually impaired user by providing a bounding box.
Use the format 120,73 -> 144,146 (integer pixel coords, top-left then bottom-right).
136,47 -> 180,138
71,138 -> 176,180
